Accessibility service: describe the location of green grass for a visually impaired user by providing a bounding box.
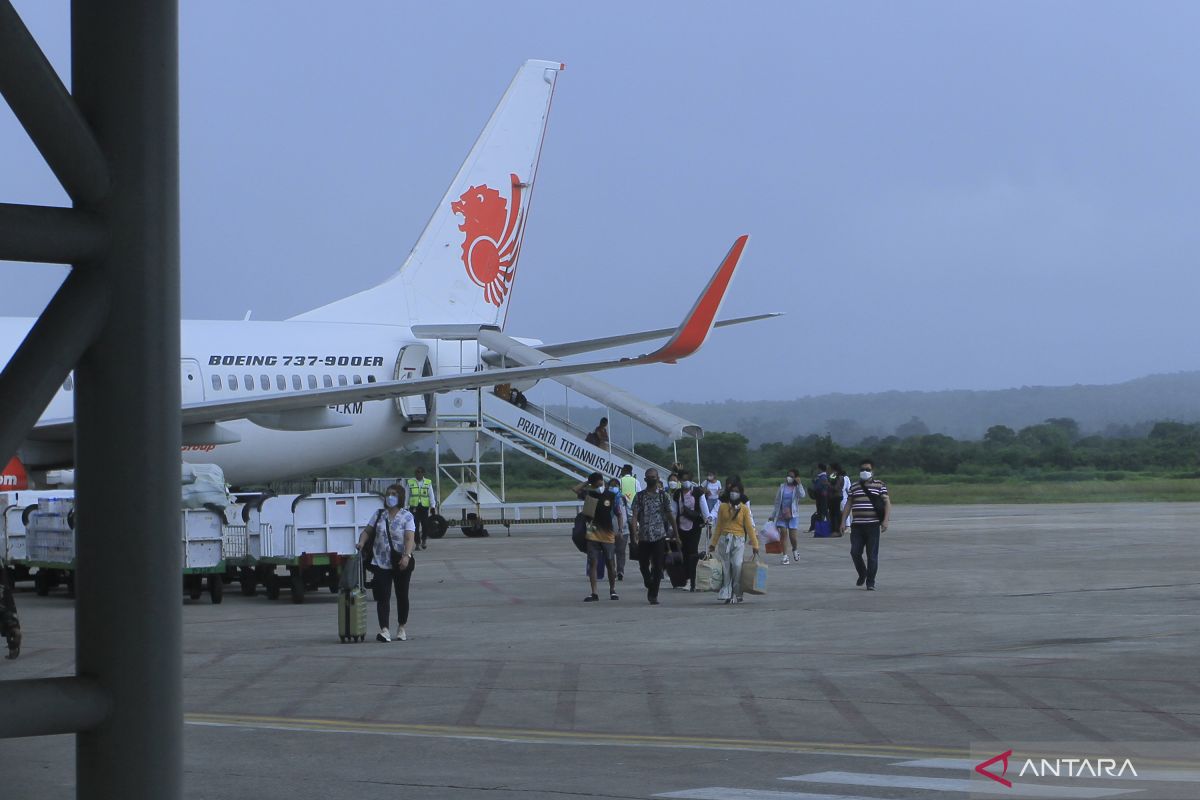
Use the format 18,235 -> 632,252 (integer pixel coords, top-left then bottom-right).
498,478 -> 1200,505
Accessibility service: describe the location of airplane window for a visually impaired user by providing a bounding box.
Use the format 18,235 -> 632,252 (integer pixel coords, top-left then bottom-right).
275,375 -> 285,391
353,375 -> 363,385
211,375 -> 221,391
244,374 -> 254,391
292,375 -> 302,391
338,375 -> 348,387
322,375 -> 333,388
228,375 -> 238,390
367,375 -> 376,383
63,376 -> 74,391
307,375 -> 317,390
258,375 -> 268,391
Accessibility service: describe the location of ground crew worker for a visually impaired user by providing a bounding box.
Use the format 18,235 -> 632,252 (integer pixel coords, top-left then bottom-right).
407,467 -> 436,550
1,556 -> 21,659
619,464 -> 639,505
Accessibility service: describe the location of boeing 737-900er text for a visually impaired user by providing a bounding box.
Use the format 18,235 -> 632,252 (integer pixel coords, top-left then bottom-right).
1,60 -> 769,486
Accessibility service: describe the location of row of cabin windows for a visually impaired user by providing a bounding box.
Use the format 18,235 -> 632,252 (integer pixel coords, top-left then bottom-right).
62,373 -> 377,393
210,373 -> 376,392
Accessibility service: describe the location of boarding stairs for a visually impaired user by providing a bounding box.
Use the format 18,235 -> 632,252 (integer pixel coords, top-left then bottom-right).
434,390 -> 670,483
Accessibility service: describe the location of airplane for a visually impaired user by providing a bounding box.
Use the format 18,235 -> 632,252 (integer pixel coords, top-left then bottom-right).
1,60 -> 767,487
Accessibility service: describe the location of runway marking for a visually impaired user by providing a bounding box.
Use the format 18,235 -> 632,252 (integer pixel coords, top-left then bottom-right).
184,711 -> 972,758
782,770 -> 1134,797
456,660 -> 505,727
656,790 -> 877,800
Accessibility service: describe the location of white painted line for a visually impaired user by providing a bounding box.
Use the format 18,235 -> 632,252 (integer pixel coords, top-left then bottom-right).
655,790 -> 879,800
894,759 -> 1200,783
782,771 -> 1135,798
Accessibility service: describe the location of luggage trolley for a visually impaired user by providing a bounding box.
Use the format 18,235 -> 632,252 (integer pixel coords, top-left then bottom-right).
181,508 -> 227,603
22,496 -> 77,597
243,492 -> 383,604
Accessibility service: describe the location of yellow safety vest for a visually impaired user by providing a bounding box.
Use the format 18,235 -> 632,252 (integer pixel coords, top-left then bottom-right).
407,477 -> 433,507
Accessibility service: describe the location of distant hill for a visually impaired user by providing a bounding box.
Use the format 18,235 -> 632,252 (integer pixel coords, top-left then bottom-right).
554,372 -> 1200,447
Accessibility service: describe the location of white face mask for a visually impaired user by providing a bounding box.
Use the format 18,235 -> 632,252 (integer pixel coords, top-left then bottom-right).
786,476 -> 795,485
683,480 -> 694,489
668,481 -> 681,490
729,491 -> 741,502
385,495 -> 399,508
707,476 -> 715,483
860,470 -> 873,481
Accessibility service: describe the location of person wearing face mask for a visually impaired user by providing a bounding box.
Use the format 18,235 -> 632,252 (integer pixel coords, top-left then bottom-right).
707,479 -> 759,603
607,477 -> 630,582
357,483 -> 417,642
575,472 -> 619,602
701,472 -> 722,520
630,468 -> 679,605
770,468 -> 807,565
840,459 -> 890,590
670,470 -> 708,591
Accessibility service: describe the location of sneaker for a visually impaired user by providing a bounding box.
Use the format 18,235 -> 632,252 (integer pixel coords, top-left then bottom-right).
734,595 -> 744,604
584,594 -> 599,602
781,556 -> 790,565
856,575 -> 866,587
610,592 -> 619,600
649,597 -> 659,605
617,572 -> 624,581
867,585 -> 876,591
376,628 -> 391,643
793,550 -> 800,561
396,627 -> 407,641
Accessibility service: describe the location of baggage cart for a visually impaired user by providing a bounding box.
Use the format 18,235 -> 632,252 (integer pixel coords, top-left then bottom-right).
23,497 -> 77,597
243,493 -> 383,603
181,508 -> 227,603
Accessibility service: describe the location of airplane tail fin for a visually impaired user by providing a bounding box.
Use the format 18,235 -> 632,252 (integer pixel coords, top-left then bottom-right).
293,59 -> 563,327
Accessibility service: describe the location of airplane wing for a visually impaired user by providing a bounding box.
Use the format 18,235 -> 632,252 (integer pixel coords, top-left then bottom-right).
528,312 -> 782,360
27,235 -> 750,442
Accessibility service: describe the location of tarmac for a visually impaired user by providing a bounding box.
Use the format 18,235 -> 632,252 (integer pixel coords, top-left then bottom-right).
2,502 -> 1199,799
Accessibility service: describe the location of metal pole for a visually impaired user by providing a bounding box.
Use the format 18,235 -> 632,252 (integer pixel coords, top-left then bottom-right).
0,266 -> 109,467
0,677 -> 111,739
0,0 -> 109,205
71,2 -> 181,799
0,203 -> 107,264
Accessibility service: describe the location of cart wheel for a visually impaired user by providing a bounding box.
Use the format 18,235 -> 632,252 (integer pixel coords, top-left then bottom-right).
208,574 -> 224,604
34,570 -> 50,596
265,573 -> 280,600
187,575 -> 203,601
239,567 -> 256,597
289,569 -> 305,604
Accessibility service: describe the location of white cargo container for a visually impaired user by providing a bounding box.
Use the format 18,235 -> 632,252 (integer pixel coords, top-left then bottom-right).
2,490 -> 73,563
181,508 -> 224,570
243,492 -> 382,604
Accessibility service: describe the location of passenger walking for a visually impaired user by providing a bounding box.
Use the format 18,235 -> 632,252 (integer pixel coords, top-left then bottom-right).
672,470 -> 707,590
608,477 -> 629,582
406,467 -> 437,550
841,459 -> 891,590
575,472 -> 619,602
829,463 -> 850,535
630,468 -> 679,605
357,483 -> 416,642
708,479 -> 759,603
807,463 -> 831,532
701,471 -> 722,519
770,469 -> 806,565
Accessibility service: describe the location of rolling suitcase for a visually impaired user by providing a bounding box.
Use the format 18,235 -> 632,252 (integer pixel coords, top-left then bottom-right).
665,541 -> 687,588
338,553 -> 368,643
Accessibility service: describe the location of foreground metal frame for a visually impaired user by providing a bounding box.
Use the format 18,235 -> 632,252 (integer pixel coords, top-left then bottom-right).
0,2 -> 182,798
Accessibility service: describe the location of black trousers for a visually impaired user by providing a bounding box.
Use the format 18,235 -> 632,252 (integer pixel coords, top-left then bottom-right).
372,557 -> 415,628
678,527 -> 702,587
850,523 -> 881,587
410,506 -> 430,545
814,494 -> 829,524
829,499 -> 843,532
637,538 -> 667,601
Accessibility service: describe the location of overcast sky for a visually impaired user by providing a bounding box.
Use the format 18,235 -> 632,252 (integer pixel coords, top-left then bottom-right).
3,1 -> 1198,405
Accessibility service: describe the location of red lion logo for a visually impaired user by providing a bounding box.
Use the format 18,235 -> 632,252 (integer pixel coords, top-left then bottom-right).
450,173 -> 527,307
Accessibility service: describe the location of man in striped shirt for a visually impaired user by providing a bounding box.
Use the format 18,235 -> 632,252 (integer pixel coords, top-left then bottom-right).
840,459 -> 890,591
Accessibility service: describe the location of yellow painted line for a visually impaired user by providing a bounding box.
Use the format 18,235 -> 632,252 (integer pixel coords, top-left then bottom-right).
184,712 -> 969,759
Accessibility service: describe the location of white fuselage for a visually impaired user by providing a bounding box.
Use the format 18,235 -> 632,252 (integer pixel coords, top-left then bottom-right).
3,317 -> 471,485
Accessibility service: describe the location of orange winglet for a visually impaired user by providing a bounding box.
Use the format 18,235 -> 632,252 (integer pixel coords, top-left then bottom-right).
648,235 -> 749,363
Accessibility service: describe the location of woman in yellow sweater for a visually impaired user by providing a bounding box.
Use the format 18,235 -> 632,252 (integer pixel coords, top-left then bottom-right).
707,478 -> 759,603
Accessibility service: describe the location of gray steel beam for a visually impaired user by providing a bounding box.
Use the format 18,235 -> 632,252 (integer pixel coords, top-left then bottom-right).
71,1 -> 182,799
0,202 -> 107,264
0,1 -> 109,205
0,677 -> 111,738
0,266 -> 108,467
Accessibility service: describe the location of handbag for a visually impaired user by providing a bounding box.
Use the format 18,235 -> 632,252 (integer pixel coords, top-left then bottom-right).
571,513 -> 588,553
581,492 -> 600,520
858,481 -> 887,522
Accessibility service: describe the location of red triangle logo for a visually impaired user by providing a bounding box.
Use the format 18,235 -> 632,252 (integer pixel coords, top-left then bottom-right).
975,749 -> 1013,788
1,457 -> 28,491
